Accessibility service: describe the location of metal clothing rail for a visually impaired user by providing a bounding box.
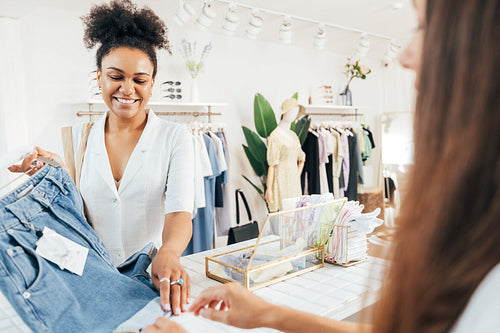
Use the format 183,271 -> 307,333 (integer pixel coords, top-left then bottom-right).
77,110 -> 222,122
305,111 -> 363,121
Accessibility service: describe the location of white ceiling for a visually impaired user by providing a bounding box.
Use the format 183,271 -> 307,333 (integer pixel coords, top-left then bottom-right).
0,0 -> 417,59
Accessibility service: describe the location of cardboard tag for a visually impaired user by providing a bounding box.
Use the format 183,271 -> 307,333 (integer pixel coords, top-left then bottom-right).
36,227 -> 88,276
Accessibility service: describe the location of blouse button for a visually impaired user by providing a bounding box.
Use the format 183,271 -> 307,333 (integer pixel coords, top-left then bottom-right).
23,292 -> 31,299
7,249 -> 14,256
112,198 -> 118,203
7,229 -> 14,235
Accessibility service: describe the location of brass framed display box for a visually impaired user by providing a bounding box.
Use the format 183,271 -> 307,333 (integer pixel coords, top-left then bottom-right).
206,198 -> 347,290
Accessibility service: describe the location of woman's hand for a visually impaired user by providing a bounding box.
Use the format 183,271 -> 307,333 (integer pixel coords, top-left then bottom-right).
142,317 -> 187,333
8,147 -> 68,175
188,282 -> 275,329
151,247 -> 191,315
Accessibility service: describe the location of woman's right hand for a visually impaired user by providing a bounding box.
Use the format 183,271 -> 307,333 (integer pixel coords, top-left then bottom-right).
188,282 -> 275,329
8,147 -> 67,175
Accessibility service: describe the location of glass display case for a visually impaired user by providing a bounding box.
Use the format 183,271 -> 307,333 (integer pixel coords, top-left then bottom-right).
206,198 -> 347,290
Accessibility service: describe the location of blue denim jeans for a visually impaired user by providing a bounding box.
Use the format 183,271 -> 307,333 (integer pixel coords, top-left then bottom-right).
0,165 -> 158,333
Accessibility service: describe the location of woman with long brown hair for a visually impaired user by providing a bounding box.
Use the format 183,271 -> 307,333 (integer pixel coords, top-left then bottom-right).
144,0 -> 500,332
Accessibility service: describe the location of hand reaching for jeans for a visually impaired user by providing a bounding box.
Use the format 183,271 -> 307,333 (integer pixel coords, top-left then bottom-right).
8,147 -> 68,175
142,317 -> 187,333
188,282 -> 275,329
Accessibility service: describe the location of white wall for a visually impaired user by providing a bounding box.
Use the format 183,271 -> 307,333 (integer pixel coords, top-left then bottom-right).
1,3 -> 415,244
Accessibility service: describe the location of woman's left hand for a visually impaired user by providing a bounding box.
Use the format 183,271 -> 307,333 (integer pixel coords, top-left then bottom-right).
142,317 -> 187,333
151,247 -> 191,315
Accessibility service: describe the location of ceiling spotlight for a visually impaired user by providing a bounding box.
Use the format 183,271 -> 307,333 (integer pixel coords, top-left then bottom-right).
314,24 -> 327,50
279,15 -> 292,44
174,0 -> 195,26
196,0 -> 216,31
356,33 -> 370,57
246,10 -> 263,39
222,4 -> 240,36
384,39 -> 401,62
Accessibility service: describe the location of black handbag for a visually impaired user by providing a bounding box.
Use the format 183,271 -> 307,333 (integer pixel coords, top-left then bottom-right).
227,189 -> 260,245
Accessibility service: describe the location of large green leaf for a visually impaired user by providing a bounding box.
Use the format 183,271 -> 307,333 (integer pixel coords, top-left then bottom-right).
242,126 -> 267,164
254,93 -> 277,138
242,175 -> 264,195
243,145 -> 266,176
294,115 -> 311,146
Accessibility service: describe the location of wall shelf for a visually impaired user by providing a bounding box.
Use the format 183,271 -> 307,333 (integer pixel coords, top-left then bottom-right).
78,100 -> 227,122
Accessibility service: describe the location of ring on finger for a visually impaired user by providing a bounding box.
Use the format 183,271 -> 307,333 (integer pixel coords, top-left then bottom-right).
170,278 -> 183,286
159,277 -> 170,284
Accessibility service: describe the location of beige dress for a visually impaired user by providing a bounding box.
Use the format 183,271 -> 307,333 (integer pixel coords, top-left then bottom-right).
267,127 -> 306,212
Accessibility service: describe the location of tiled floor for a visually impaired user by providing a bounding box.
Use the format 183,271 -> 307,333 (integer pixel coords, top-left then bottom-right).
0,245 -> 388,332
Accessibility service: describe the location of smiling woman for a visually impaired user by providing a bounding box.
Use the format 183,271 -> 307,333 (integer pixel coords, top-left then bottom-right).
8,0 -> 195,318
78,0 -> 194,316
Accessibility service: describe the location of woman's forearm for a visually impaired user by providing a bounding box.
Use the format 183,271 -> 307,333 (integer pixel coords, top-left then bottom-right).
161,212 -> 192,255
263,304 -> 371,333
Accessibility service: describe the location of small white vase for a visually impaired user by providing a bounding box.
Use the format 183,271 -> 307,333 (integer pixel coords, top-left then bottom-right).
190,77 -> 200,103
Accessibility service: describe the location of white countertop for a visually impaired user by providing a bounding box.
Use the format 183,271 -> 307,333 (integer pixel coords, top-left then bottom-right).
0,243 -> 388,333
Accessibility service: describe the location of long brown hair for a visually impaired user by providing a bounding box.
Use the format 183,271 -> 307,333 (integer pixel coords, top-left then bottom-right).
373,1 -> 500,332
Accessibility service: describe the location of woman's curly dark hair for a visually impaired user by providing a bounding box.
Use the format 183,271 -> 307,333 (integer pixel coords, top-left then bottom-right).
82,0 -> 171,78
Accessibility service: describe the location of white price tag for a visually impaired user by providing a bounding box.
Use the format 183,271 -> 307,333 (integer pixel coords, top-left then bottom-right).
35,227 -> 88,276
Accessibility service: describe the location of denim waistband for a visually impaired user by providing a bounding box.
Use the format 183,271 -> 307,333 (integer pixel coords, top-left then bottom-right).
0,164 -> 72,231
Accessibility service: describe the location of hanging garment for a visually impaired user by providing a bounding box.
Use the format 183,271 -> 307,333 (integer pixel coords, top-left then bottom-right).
361,130 -> 372,161
184,133 -> 220,255
192,135 -> 206,212
353,128 -> 366,155
0,165 -> 158,333
364,127 -> 376,148
267,127 -> 306,212
345,132 -> 359,201
339,131 -> 350,198
208,132 -> 227,208
215,131 -> 232,236
316,130 -> 330,195
330,129 -> 344,198
301,131 -> 321,196
75,110 -> 195,265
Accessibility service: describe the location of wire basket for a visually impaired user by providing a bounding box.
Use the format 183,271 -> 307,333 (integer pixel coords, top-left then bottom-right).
324,224 -> 367,267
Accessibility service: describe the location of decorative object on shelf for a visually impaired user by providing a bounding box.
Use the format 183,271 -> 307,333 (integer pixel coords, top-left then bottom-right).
241,93 -> 311,211
309,84 -> 334,105
88,70 -> 101,100
179,39 -> 213,103
161,80 -> 183,100
340,85 -> 352,106
341,57 -> 371,106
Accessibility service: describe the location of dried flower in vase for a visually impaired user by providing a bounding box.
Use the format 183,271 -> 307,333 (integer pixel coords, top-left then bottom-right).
179,39 -> 213,79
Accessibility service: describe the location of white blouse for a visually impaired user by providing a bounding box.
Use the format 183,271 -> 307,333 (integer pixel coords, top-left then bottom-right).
72,110 -> 194,264
450,262 -> 500,332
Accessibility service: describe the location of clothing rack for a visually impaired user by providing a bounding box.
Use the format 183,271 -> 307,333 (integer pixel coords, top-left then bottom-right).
78,101 -> 226,122
77,110 -> 222,122
304,105 -> 363,121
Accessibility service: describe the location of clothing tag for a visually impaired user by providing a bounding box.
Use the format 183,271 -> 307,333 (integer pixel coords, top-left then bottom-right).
35,227 -> 88,276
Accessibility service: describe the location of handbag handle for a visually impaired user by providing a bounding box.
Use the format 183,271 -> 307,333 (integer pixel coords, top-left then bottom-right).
235,189 -> 252,225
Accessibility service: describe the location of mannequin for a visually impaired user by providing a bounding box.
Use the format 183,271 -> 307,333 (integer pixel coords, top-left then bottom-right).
265,99 -> 306,212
